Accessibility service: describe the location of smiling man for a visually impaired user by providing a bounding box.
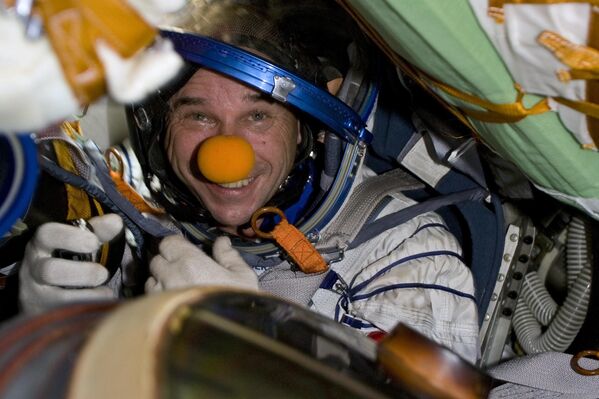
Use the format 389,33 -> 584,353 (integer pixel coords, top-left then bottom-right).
165,69 -> 301,235
16,0 -> 481,363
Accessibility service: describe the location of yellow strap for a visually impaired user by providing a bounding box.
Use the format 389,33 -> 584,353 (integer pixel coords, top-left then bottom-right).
58,121 -> 113,263
52,139 -> 92,221
553,97 -> 599,119
428,79 -> 551,123
90,197 -> 110,265
339,1 -> 549,124
271,219 -> 328,274
53,143 -> 113,265
61,120 -> 84,140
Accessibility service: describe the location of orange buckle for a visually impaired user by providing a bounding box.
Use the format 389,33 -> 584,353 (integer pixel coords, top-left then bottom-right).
251,207 -> 327,274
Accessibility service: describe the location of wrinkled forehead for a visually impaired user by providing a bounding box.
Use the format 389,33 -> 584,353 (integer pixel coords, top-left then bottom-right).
173,68 -> 258,96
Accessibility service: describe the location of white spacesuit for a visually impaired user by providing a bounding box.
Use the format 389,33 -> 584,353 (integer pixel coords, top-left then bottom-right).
13,0 -> 480,364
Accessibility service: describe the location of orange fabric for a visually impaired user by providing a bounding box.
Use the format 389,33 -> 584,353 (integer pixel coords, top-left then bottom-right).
105,148 -> 164,215
271,219 -> 328,274
108,172 -> 164,215
35,0 -> 157,104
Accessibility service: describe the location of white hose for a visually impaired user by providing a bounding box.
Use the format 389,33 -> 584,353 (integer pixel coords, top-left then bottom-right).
513,217 -> 592,354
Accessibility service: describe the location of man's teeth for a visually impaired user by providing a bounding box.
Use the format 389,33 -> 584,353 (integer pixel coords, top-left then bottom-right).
218,177 -> 253,189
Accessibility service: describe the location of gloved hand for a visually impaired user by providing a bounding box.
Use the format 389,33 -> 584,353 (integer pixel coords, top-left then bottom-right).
19,214 -> 124,314
145,235 -> 259,293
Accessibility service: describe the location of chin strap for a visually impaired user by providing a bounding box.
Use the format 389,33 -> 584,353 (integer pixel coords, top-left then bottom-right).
251,207 -> 327,274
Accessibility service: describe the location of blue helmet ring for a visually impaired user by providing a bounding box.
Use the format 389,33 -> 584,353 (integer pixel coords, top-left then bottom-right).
162,30 -> 373,146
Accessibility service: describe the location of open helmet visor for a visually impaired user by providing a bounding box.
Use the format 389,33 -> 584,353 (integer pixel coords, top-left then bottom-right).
128,0 -> 377,256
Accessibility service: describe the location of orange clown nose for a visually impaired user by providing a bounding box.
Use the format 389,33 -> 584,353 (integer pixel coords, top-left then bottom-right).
197,135 -> 255,184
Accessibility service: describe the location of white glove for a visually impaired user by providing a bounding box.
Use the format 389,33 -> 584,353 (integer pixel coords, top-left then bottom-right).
19,214 -> 124,314
145,235 -> 259,293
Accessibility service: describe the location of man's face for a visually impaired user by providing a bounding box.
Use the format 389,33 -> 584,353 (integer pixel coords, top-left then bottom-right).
165,68 -> 301,234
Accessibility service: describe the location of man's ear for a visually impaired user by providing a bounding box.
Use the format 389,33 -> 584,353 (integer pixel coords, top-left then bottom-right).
297,120 -> 302,145
327,77 -> 344,96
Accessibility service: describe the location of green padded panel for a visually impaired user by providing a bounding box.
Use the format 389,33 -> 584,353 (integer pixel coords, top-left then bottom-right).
346,0 -> 599,217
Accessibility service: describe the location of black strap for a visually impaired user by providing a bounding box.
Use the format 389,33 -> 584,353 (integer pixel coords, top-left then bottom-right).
348,187 -> 488,249
39,157 -> 174,256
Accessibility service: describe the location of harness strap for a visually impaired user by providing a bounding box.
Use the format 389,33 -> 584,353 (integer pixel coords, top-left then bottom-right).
317,166 -> 489,259
349,187 -> 488,250
70,133 -> 175,240
91,168 -> 170,238
52,139 -> 96,220
39,157 -> 173,258
317,168 -> 424,252
411,114 -> 488,190
39,156 -> 143,251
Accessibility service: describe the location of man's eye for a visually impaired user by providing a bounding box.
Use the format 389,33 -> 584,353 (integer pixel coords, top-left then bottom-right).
250,111 -> 267,121
191,113 -> 209,122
